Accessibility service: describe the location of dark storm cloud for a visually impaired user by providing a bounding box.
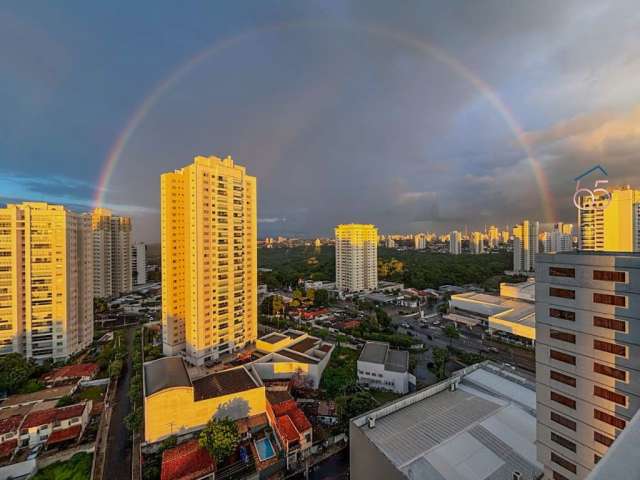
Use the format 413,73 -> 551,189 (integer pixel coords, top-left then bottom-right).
1,0 -> 639,241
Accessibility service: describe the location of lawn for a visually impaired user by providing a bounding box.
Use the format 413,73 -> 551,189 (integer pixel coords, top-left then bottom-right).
76,385 -> 105,402
370,389 -> 402,405
32,452 -> 92,480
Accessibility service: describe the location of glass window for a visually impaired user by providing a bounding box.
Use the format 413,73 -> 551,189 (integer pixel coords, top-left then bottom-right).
593,339 -> 626,357
550,287 -> 575,299
594,362 -> 626,381
593,293 -> 626,307
551,391 -> 576,409
550,267 -> 575,278
593,270 -> 626,282
550,329 -> 576,344
550,308 -> 576,321
594,316 -> 626,332
550,350 -> 576,365
550,370 -> 576,387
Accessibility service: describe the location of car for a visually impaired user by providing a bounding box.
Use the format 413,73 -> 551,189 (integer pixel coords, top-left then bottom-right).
427,335 -> 433,341
401,323 -> 410,329
487,347 -> 499,353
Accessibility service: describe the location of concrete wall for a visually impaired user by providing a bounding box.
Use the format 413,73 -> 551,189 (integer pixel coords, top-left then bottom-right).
349,419 -> 405,480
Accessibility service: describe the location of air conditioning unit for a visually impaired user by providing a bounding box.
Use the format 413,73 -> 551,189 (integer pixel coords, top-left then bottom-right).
368,416 -> 376,429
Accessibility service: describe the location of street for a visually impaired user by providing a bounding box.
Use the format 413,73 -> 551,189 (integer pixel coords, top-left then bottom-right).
103,327 -> 134,479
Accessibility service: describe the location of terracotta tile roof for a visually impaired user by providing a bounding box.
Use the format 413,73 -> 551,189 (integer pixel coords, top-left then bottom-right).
22,403 -> 86,429
44,363 -> 99,382
161,439 -> 216,480
0,439 -> 17,458
46,425 -> 82,445
289,408 -> 312,433
0,414 -> 23,435
270,399 -> 297,417
277,415 -> 299,443
288,337 -> 319,353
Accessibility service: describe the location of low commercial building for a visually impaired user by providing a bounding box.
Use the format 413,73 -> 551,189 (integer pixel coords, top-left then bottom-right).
350,362 -> 542,480
357,342 -> 415,394
500,277 -> 536,301
252,330 -> 334,388
449,292 -> 536,345
143,356 -> 267,444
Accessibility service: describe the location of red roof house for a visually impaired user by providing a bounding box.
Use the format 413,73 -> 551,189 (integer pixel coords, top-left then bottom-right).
161,439 -> 216,480
43,363 -> 99,384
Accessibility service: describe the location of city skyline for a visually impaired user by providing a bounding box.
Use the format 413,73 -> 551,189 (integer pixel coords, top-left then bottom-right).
2,1 -> 640,241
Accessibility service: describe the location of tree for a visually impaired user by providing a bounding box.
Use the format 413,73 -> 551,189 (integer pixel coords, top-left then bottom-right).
260,295 -> 284,316
305,288 -> 316,304
0,353 -> 36,394
94,297 -> 108,314
432,347 -> 449,380
314,288 -> 330,307
337,391 -> 377,428
199,417 -> 240,464
444,324 -> 460,345
109,359 -> 123,378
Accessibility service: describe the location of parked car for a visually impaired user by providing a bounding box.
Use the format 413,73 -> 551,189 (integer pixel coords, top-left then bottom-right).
27,444 -> 43,460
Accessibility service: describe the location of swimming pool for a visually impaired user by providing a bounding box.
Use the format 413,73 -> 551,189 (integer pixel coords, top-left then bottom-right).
254,437 -> 276,461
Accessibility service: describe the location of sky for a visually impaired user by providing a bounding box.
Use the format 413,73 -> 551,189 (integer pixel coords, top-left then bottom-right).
1,1 -> 640,242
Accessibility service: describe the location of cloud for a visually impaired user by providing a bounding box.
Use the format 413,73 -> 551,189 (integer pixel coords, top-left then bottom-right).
258,217 -> 287,224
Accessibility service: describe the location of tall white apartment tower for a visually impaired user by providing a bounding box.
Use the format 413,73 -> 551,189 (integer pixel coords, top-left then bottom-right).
414,233 -> 427,250
0,202 -> 93,361
449,231 -> 462,254
161,156 -> 258,365
89,208 -> 132,298
132,242 -> 147,285
335,224 -> 378,292
471,231 -> 484,254
544,225 -> 574,254
535,252 -> 640,480
513,220 -> 539,273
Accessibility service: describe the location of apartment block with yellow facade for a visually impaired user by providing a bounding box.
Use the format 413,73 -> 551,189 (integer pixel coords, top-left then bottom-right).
579,185 -> 640,252
161,155 -> 257,365
88,208 -> 132,298
335,224 -> 378,292
0,202 -> 93,361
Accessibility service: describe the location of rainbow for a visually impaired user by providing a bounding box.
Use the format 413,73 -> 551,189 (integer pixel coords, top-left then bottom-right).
96,22 -> 556,222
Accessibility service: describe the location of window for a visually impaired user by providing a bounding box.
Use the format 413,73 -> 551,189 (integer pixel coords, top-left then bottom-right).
593,339 -> 626,357
551,391 -> 576,409
594,409 -> 626,429
594,316 -> 626,332
551,432 -> 576,452
550,287 -> 575,299
550,308 -> 576,321
550,267 -> 576,278
550,329 -> 576,344
551,452 -> 577,474
594,385 -> 627,406
553,471 -> 570,480
551,412 -> 576,431
593,270 -> 626,282
593,293 -> 626,307
594,431 -> 614,447
594,362 -> 627,381
550,350 -> 576,365
551,370 -> 576,387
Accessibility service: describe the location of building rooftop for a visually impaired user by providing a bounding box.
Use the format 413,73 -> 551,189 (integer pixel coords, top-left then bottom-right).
358,341 -> 409,373
287,337 -> 319,353
144,356 -> 192,397
161,439 -> 215,480
277,349 -> 320,364
192,366 -> 260,401
352,362 -> 541,480
43,363 -> 99,383
22,403 -> 87,429
0,384 -> 75,408
452,292 -> 535,333
260,332 -> 288,344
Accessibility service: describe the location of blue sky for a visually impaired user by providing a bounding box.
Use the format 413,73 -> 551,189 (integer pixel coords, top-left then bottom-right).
1,1 -> 640,241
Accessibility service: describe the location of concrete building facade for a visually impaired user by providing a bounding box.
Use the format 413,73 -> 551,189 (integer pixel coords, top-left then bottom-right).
449,230 -> 462,255
514,220 -> 539,273
535,252 -> 640,479
132,242 -> 147,285
579,186 -> 640,252
89,208 -> 132,298
0,202 -> 93,361
335,224 -> 378,292
161,155 -> 257,365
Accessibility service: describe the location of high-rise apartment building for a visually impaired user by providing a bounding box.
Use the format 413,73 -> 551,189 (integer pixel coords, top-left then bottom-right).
535,252 -> 640,479
579,186 -> 640,252
449,230 -> 462,254
89,208 -> 132,298
0,202 -> 93,361
513,220 -> 539,273
471,231 -> 484,254
335,224 -> 378,292
488,225 -> 499,248
161,155 -> 257,365
132,242 -> 147,285
543,224 -> 574,254
414,233 -> 427,250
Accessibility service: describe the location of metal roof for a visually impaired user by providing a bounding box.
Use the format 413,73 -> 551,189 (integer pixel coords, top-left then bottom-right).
385,349 -> 409,373
358,341 -> 389,364
143,356 -> 192,397
353,362 -> 542,480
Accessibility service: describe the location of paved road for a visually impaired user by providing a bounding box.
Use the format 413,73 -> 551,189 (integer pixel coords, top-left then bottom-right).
307,448 -> 349,480
103,327 -> 134,480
